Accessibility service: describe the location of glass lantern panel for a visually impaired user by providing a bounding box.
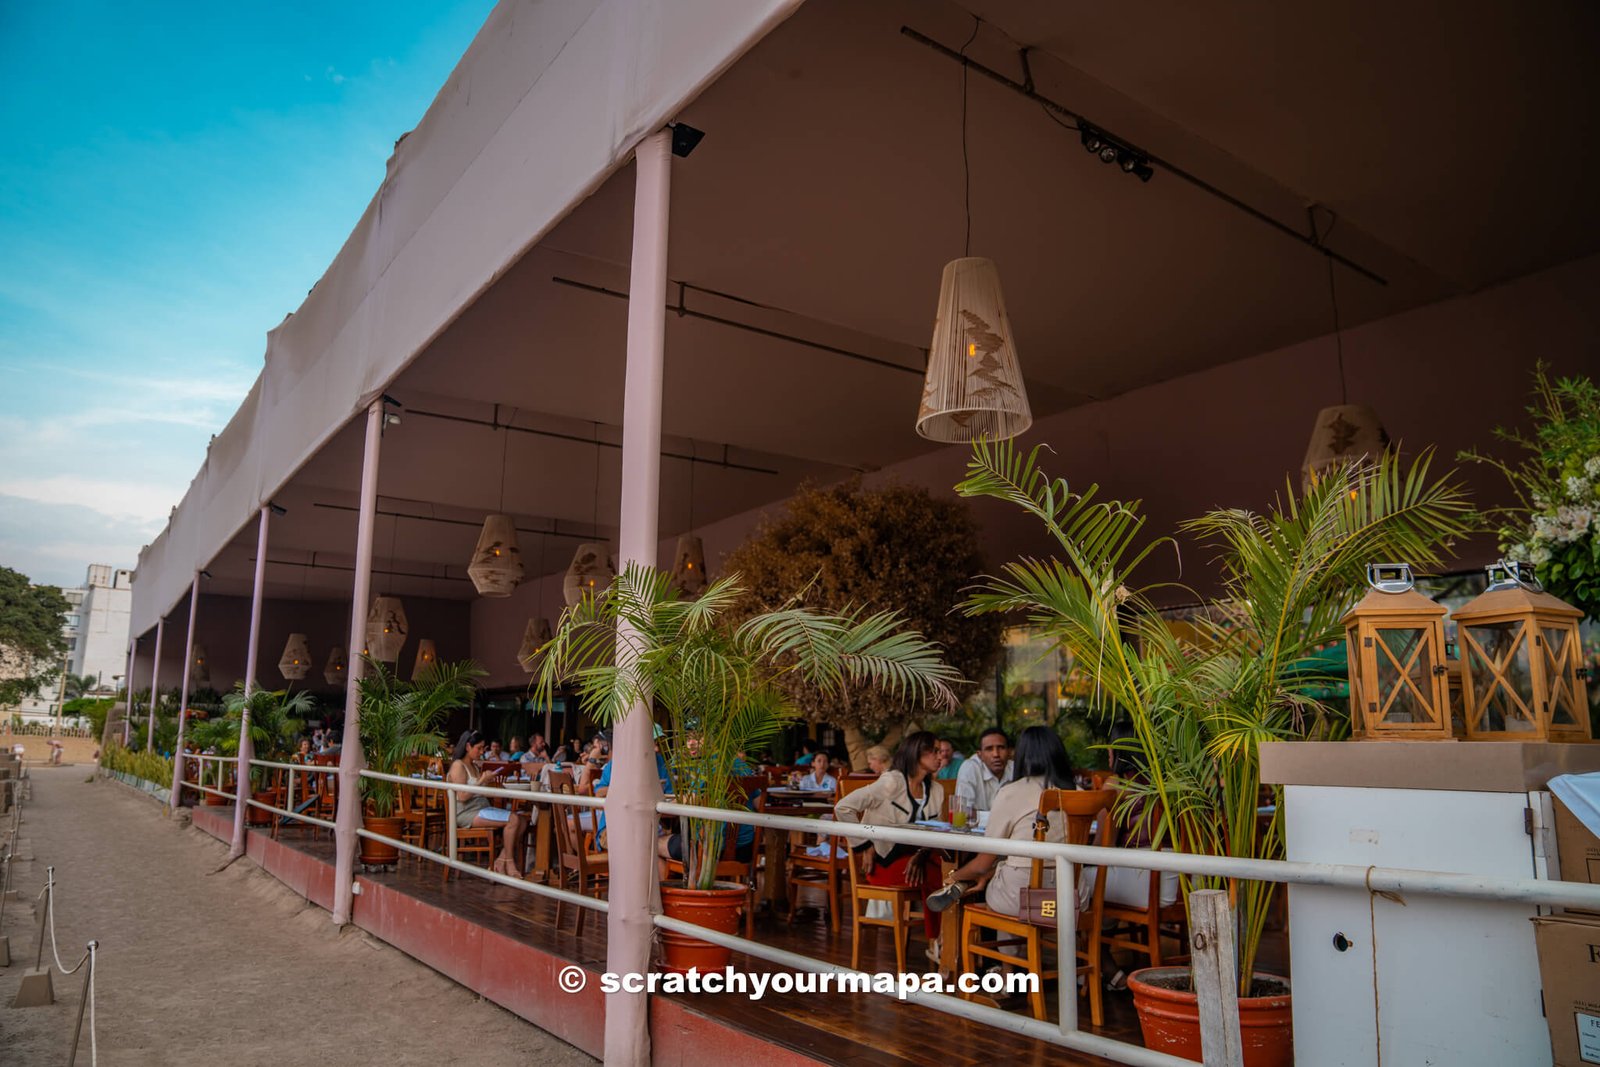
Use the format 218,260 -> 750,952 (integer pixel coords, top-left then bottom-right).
1463,621 -> 1535,733
1543,625 -> 1580,727
1374,626 -> 1436,725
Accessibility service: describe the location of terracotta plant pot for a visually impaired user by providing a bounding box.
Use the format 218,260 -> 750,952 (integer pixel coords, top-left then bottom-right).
247,789 -> 279,826
1128,967 -> 1292,1067
360,814 -> 404,866
202,783 -> 228,806
659,881 -> 747,973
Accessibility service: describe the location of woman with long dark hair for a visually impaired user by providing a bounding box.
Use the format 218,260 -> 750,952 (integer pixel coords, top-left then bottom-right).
447,728 -> 531,877
929,725 -> 1077,917
834,730 -> 945,955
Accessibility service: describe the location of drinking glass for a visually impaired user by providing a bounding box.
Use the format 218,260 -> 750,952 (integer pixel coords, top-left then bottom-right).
950,797 -> 969,831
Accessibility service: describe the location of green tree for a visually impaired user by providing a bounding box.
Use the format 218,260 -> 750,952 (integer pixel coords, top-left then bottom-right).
63,673 -> 101,700
0,566 -> 70,707
721,481 -> 1002,766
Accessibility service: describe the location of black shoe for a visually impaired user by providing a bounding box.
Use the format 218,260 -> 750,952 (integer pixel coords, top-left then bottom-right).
927,881 -> 969,913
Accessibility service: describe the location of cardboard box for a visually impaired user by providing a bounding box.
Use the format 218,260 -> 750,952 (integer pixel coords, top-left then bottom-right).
1555,797 -> 1600,915
1533,913 -> 1600,1066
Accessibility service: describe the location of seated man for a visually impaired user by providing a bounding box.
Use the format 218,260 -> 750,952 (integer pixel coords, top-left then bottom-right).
797,751 -> 837,792
954,728 -> 1014,816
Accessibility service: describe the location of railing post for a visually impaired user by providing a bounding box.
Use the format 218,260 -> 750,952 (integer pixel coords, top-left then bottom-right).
1055,855 -> 1077,1035
446,787 -> 459,865
1190,887 -> 1245,1067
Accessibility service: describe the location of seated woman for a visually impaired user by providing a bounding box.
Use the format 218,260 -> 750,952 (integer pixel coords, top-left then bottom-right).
290,738 -> 314,764
834,731 -> 945,957
1101,721 -> 1180,913
447,729 -> 532,878
797,751 -> 838,792
864,745 -> 891,776
928,725 -> 1082,917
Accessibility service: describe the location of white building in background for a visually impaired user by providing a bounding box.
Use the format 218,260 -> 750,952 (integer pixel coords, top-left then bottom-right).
11,564 -> 132,725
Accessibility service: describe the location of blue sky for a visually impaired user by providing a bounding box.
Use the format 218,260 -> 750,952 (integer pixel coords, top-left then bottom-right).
0,1 -> 495,587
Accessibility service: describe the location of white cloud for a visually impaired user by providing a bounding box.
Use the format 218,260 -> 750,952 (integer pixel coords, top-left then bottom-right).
0,494 -> 145,587
0,476 -> 181,526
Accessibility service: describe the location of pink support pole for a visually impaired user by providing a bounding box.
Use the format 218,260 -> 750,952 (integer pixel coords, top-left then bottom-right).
332,400 -> 383,926
605,127 -> 673,1067
123,638 -> 136,746
230,507 -> 270,860
146,617 -> 165,751
170,573 -> 199,810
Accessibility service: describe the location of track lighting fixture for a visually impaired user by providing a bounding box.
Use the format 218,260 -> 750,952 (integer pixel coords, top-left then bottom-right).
267,502 -> 287,516
1078,124 -> 1153,182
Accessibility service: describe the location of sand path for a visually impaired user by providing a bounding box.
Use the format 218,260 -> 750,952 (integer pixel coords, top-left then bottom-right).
0,767 -> 595,1066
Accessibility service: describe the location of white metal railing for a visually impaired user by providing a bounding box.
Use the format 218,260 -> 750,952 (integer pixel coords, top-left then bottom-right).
181,754 -> 239,803
243,759 -> 342,832
651,797 -> 1600,1067
347,768 -> 609,911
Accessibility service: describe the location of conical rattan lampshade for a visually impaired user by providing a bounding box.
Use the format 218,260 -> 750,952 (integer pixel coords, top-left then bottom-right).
322,646 -> 347,686
467,514 -> 525,597
917,257 -> 1032,442
365,596 -> 408,663
411,638 -> 438,681
517,617 -> 553,673
1302,404 -> 1389,487
190,644 -> 210,686
563,543 -> 615,606
671,534 -> 708,596
278,633 -> 312,681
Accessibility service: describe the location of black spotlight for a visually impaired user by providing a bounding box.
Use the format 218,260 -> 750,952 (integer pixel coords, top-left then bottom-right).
1098,145 -> 1118,164
670,123 -> 705,158
1080,126 -> 1103,154
1130,160 -> 1155,182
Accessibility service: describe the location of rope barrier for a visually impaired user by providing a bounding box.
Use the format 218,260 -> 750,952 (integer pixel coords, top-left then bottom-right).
35,867 -> 100,1066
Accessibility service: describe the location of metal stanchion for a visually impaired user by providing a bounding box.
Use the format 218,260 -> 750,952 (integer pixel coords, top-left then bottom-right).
13,865 -> 56,1005
0,843 -> 12,966
67,940 -> 98,1066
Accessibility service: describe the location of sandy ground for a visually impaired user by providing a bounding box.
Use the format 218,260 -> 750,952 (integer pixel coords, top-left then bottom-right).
0,767 -> 596,1067
1,737 -> 99,767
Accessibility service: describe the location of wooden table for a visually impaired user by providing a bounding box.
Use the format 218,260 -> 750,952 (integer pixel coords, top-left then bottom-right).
759,790 -> 837,908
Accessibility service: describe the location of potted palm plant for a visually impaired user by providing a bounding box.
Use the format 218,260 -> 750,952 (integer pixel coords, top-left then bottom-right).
957,439 -> 1471,1066
190,685 -> 313,817
537,564 -> 960,970
355,657 -> 480,866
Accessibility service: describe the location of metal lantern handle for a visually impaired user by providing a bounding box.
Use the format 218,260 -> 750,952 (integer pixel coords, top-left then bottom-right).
1366,563 -> 1414,594
1486,559 -> 1543,593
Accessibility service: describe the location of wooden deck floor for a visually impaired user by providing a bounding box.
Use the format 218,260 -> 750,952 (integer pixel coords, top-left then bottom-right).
259,821 -> 1155,1066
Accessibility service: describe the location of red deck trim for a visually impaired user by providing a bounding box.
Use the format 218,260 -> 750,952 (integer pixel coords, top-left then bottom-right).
188,807 -> 820,1065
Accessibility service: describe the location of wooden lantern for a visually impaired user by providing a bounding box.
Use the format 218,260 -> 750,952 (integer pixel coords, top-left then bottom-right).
1453,562 -> 1592,742
467,514 -> 525,597
916,257 -> 1032,442
563,543 -> 614,606
1302,404 -> 1389,488
190,644 -> 210,686
323,646 -> 347,686
411,638 -> 438,681
1342,564 -> 1452,740
278,633 -> 312,681
365,596 -> 408,663
517,617 -> 553,673
672,534 -> 708,596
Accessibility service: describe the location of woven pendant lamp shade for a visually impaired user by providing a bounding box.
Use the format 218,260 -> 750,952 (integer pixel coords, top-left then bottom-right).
917,257 -> 1032,442
467,514 -> 525,597
278,633 -> 312,681
190,644 -> 210,686
671,535 -> 708,596
1302,404 -> 1389,487
563,543 -> 615,606
411,638 -> 438,681
323,646 -> 347,686
517,618 -> 553,673
365,596 -> 408,663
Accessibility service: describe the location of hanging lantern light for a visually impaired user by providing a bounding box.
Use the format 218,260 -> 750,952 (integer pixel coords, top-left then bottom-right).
1453,561 -> 1592,743
466,514 -> 525,597
411,638 -> 438,681
278,633 -> 312,681
1302,404 -> 1389,488
517,618 -> 553,673
672,534 -> 708,597
365,596 -> 408,663
190,644 -> 210,686
563,543 -> 615,606
1341,564 -> 1453,741
916,257 -> 1032,443
323,646 -> 348,686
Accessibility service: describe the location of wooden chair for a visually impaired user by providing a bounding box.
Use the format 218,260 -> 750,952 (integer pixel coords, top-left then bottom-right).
960,788 -> 1115,1024
785,808 -> 846,932
445,825 -> 498,881
399,781 -> 441,865
1099,796 -> 1189,970
844,842 -> 921,972
311,754 -> 340,839
550,771 -> 608,935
